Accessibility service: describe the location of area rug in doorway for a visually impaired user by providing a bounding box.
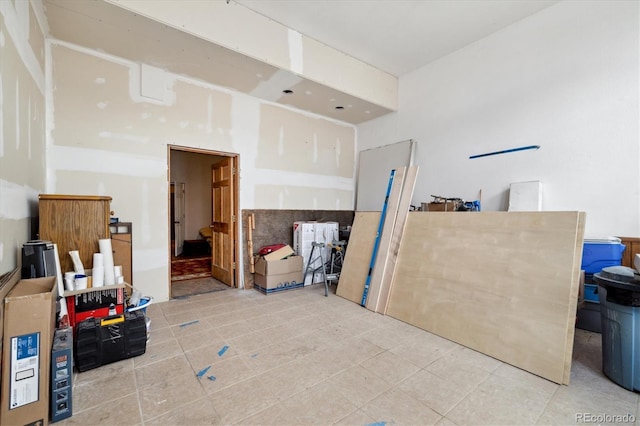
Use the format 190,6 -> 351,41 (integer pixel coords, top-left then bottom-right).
171,277 -> 229,299
171,256 -> 211,281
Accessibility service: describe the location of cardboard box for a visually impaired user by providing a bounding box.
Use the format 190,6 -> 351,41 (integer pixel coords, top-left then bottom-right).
254,256 -> 304,294
2,276 -> 57,426
50,327 -> 73,422
422,202 -> 457,212
262,244 -> 294,261
293,221 -> 338,285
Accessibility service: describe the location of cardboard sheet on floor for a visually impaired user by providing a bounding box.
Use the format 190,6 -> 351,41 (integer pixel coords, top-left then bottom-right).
386,211 -> 585,385
336,212 -> 380,304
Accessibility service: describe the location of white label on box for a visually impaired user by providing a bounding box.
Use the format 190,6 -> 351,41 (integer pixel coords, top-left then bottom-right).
10,332 -> 40,409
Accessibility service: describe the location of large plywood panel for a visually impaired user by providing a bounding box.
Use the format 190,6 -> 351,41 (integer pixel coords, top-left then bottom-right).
356,140 -> 414,211
336,212 -> 380,304
364,167 -> 405,311
386,211 -> 585,384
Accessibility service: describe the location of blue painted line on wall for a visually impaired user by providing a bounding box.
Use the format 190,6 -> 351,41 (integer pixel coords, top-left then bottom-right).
469,145 -> 540,159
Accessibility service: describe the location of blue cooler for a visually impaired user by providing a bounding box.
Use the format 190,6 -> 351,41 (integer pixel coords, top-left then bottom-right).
582,238 -> 626,275
594,266 -> 640,391
576,238 -> 626,333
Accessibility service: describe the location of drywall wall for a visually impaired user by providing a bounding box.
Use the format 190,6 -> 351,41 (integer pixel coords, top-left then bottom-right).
47,42 -> 356,302
0,2 -> 47,276
358,0 -> 640,237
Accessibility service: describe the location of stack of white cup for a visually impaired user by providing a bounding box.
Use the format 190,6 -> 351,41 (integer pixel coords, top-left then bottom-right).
64,272 -> 75,291
92,253 -> 105,287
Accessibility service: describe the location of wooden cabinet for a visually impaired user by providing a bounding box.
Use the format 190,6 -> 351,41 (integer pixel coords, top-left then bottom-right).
111,222 -> 133,286
38,194 -> 112,274
618,236 -> 640,269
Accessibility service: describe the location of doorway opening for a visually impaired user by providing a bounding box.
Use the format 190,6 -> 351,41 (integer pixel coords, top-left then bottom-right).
168,146 -> 240,299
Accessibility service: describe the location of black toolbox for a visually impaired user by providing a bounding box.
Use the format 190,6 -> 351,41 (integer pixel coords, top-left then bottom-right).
75,310 -> 147,372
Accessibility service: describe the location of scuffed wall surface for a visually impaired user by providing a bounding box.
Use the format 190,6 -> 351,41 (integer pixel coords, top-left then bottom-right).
0,6 -> 46,276
49,43 -> 356,301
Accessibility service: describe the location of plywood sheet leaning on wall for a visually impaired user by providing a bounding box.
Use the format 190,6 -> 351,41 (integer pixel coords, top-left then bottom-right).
336,212 -> 381,304
386,211 -> 585,385
364,167 -> 405,311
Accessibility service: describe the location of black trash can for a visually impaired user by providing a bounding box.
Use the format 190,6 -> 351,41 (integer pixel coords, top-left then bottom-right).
593,266 -> 640,391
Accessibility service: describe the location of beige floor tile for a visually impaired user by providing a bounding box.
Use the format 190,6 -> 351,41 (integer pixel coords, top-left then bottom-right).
492,363 -> 559,396
138,374 -> 207,421
145,397 -> 222,425
147,323 -> 175,344
160,298 -> 196,316
147,313 -> 170,330
257,358 -> 327,401
59,393 -> 141,425
302,344 -> 357,380
135,354 -> 192,389
360,350 -> 421,384
73,370 -> 137,413
227,328 -> 278,354
538,373 -> 638,425
390,331 -> 459,368
213,320 -> 256,340
242,340 -> 309,374
209,376 -> 279,424
329,364 -> 392,407
436,417 -> 460,426
570,356 -> 638,405
176,327 -> 226,352
360,387 -> 442,425
398,369 -> 476,415
169,318 -> 211,338
276,380 -> 358,425
335,335 -> 386,365
446,372 -> 554,425
334,409 -> 377,426
425,349 -> 494,388
56,286 -> 627,425
198,356 -> 257,394
235,401 -> 290,425
164,310 -> 203,327
359,326 -> 413,350
133,337 -> 183,368
184,341 -> 239,371
74,357 -> 133,385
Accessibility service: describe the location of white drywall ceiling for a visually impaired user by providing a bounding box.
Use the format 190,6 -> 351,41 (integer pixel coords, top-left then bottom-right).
43,0 -> 560,123
235,0 -> 560,76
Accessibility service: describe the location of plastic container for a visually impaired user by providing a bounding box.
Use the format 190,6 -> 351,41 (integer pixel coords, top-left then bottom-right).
126,296 -> 153,315
584,284 -> 599,303
581,238 -> 626,274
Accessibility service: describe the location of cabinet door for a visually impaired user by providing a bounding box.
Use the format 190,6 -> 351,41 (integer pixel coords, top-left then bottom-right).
39,195 -> 111,274
112,233 -> 132,286
618,237 -> 640,268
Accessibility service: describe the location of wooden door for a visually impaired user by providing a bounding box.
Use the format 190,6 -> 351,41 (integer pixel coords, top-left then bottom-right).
211,158 -> 235,286
172,182 -> 186,257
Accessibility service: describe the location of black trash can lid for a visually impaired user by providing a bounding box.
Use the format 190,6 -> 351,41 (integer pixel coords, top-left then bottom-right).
599,266 -> 637,283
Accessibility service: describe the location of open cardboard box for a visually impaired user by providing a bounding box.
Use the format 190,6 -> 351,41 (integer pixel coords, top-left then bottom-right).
1,275 -> 57,426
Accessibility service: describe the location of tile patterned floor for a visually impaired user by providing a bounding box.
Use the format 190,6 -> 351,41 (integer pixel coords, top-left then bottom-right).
60,284 -> 640,426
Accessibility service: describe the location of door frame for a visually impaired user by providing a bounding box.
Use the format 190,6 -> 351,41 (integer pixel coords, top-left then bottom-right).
167,145 -> 240,290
